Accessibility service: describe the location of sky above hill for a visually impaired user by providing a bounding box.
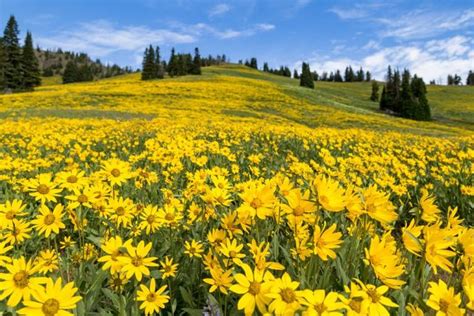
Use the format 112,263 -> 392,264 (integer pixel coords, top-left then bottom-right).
2,0 -> 474,83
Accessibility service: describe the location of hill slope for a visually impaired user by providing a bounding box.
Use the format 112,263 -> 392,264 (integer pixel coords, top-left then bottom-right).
1,64 -> 473,135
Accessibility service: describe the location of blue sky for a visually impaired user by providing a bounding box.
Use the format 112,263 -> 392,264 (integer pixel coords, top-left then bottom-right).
2,0 -> 474,83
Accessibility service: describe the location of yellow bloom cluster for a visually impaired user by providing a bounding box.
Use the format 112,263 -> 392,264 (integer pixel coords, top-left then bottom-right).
0,66 -> 472,315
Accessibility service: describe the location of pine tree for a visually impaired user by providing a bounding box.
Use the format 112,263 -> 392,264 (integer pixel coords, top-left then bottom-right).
22,31 -> 41,89
365,71 -> 371,82
0,37 -> 5,91
370,80 -> 379,102
447,74 -> 454,85
312,71 -> 319,81
3,15 -> 23,90
334,70 -> 343,82
168,48 -> 177,77
63,61 -> 78,84
299,62 -> 314,89
155,46 -> 164,79
249,57 -> 258,69
191,47 -> 201,75
141,45 -> 155,80
263,62 -> 269,72
379,85 -> 387,110
293,69 -> 299,79
411,75 -> 431,120
399,69 -> 414,118
356,67 -> 364,81
467,70 -> 474,86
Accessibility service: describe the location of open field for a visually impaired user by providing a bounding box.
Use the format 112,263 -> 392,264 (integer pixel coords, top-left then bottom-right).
0,65 -> 472,315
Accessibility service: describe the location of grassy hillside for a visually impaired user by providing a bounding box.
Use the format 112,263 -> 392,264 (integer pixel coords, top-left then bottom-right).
1,64 -> 473,136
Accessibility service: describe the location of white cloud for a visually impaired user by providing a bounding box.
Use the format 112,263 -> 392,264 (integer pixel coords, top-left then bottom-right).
170,22 -> 275,40
209,4 -> 231,17
329,7 -> 368,20
362,40 -> 380,50
379,9 -> 474,39
296,35 -> 474,84
38,20 -> 195,57
256,23 -> 275,31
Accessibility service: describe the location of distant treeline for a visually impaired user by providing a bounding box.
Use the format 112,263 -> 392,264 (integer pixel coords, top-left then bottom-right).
444,72 -> 474,86
141,45 -> 228,80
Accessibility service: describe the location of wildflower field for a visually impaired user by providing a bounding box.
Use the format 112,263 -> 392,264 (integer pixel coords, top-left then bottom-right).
0,65 -> 473,315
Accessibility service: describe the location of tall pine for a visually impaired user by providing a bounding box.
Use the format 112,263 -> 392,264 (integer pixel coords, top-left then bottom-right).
370,80 -> 379,102
141,45 -> 155,80
3,15 -> 23,90
411,75 -> 431,120
191,47 -> 201,75
22,31 -> 41,89
168,48 -> 177,77
299,62 -> 314,89
154,46 -> 164,79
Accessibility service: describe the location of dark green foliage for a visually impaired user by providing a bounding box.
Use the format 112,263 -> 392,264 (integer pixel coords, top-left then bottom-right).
300,62 -> 314,89
263,62 -> 269,72
370,80 -> 379,102
344,66 -> 354,82
141,45 -> 156,80
3,15 -> 23,90
466,71 -> 474,85
21,31 -> 41,89
356,67 -> 364,81
334,70 -> 343,82
167,48 -> 177,77
379,66 -> 431,121
0,37 -> 5,90
447,74 -> 462,85
190,47 -> 201,75
249,57 -> 258,69
365,71 -> 371,82
293,69 -> 299,79
62,61 -> 79,84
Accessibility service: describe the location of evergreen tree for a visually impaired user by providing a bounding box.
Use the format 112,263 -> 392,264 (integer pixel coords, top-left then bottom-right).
293,69 -> 299,79
356,67 -> 364,81
370,80 -> 379,102
379,85 -> 387,110
249,57 -> 258,69
467,70 -> 474,86
191,47 -> 201,75
334,70 -> 343,82
168,48 -> 177,77
299,62 -> 314,89
263,62 -> 269,72
0,38 -> 5,90
21,31 -> 41,89
328,72 -> 334,81
62,61 -> 78,84
411,75 -> 431,120
77,63 -> 93,82
3,15 -> 23,90
447,74 -> 454,85
399,69 -> 414,118
312,71 -> 319,81
141,45 -> 155,80
155,46 -> 164,79
365,71 -> 371,82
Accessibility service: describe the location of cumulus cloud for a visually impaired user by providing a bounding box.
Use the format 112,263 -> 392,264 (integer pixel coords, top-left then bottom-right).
170,22 -> 275,40
37,20 -> 195,57
209,4 -> 231,17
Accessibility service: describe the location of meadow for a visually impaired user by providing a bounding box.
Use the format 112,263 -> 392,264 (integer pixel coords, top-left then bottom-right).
0,65 -> 472,315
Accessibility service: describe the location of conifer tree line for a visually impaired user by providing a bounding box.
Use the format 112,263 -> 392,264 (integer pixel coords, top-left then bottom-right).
141,46 -> 208,80
0,15 -> 41,92
262,62 -> 292,77
315,66 -> 371,82
446,72 -> 474,86
379,66 -> 431,121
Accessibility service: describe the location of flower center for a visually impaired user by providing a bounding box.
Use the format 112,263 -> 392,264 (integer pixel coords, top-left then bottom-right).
111,169 -> 121,177
165,212 -> 175,221
250,198 -> 262,209
315,303 -> 326,314
293,206 -> 305,216
146,293 -> 156,302
132,256 -> 143,267
439,299 -> 450,313
13,270 -> 29,288
5,211 -> 15,220
229,250 -> 237,258
116,207 -> 125,216
366,288 -> 380,303
280,288 -> 296,303
147,215 -> 156,224
42,298 -> 60,316
67,175 -> 78,183
349,299 -> 362,312
78,194 -> 88,203
248,281 -> 261,295
37,184 -> 50,195
44,214 -> 56,225
319,195 -> 329,206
